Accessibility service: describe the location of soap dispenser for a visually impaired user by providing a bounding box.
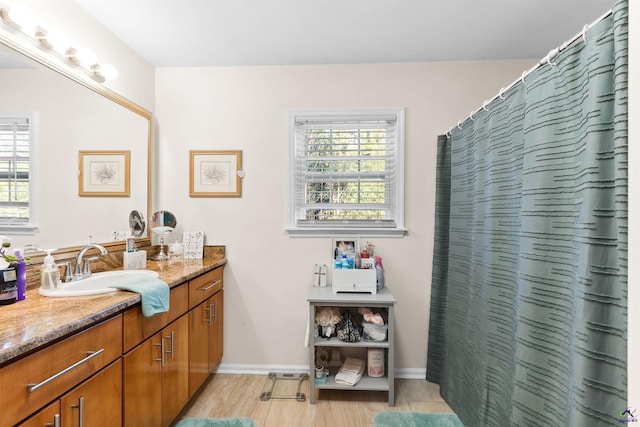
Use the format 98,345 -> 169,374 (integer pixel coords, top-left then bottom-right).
40,249 -> 60,290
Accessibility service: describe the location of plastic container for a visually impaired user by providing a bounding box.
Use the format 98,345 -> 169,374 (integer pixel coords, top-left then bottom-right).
362,321 -> 388,342
367,348 -> 385,377
40,249 -> 60,291
14,249 -> 26,301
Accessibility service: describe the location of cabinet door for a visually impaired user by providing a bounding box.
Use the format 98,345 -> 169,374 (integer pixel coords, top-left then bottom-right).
0,316 -> 122,426
161,315 -> 189,426
60,359 -> 122,427
188,300 -> 209,397
123,333 -> 162,427
17,401 -> 60,427
209,290 -> 224,370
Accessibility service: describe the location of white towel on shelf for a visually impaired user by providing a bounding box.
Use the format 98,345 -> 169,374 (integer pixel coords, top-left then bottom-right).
334,357 -> 364,387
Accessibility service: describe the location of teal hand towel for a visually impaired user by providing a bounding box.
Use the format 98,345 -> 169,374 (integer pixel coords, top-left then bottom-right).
112,277 -> 170,317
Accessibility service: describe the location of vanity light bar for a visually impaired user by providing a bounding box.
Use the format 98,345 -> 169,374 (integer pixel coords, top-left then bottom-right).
0,2 -> 118,83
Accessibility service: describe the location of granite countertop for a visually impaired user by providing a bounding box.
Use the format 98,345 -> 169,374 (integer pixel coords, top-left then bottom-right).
0,257 -> 226,367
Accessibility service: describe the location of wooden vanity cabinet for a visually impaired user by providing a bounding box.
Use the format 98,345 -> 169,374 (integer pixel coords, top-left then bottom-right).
188,268 -> 224,397
6,263 -> 224,427
123,305 -> 190,427
0,315 -> 123,427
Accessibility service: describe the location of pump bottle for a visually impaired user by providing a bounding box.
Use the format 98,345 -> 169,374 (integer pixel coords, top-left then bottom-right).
40,249 -> 60,290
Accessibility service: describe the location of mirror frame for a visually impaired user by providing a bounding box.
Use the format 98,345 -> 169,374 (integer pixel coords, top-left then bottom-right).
0,28 -> 152,253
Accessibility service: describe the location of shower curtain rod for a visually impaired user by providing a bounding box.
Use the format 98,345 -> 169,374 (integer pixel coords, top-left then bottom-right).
447,8 -> 613,137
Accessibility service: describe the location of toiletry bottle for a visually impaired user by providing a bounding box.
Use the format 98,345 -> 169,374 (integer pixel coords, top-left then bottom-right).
40,249 -> 59,290
375,256 -> 384,290
14,249 -> 26,301
341,253 -> 350,269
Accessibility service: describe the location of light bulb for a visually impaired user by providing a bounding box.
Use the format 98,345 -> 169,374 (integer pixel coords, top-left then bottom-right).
46,29 -> 71,55
0,5 -> 38,32
75,47 -> 97,67
100,64 -> 118,80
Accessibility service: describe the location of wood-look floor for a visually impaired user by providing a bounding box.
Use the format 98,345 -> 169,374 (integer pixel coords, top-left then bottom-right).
176,373 -> 454,427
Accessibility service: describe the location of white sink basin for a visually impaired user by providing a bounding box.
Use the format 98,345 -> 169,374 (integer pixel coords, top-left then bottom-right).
39,270 -> 160,297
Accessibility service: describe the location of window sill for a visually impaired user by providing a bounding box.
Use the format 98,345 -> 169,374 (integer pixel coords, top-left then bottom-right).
286,227 -> 407,238
0,224 -> 38,235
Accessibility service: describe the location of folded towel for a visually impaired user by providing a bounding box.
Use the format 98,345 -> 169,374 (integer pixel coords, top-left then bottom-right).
112,277 -> 170,317
335,357 -> 364,386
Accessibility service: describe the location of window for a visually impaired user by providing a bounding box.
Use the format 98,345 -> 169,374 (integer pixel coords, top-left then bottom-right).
287,108 -> 405,237
0,114 -> 34,232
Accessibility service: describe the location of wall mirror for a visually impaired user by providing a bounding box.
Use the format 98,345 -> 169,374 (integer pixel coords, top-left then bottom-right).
0,31 -> 152,253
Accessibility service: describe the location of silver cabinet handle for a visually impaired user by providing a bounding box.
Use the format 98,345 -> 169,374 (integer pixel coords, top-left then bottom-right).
154,339 -> 165,367
200,280 -> 221,292
45,414 -> 61,427
27,349 -> 104,393
164,331 -> 175,359
209,303 -> 215,325
71,396 -> 85,427
204,305 -> 212,325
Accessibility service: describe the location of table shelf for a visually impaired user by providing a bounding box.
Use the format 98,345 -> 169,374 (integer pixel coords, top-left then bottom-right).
308,286 -> 396,406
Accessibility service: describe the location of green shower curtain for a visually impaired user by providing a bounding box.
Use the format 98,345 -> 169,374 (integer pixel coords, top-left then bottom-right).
427,1 -> 628,426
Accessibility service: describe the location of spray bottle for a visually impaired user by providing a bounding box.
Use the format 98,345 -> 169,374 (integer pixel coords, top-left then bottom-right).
374,256 -> 384,290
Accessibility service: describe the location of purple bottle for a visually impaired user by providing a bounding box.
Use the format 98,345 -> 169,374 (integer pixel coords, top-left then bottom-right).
15,249 -> 26,301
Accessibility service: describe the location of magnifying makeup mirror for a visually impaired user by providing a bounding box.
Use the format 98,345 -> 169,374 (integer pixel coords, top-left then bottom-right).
149,210 -> 177,261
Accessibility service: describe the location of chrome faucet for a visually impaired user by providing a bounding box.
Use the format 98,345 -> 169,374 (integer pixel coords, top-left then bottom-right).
73,244 -> 108,280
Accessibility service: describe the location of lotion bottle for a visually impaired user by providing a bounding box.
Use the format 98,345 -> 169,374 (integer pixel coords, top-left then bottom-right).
14,249 -> 26,301
40,249 -> 60,290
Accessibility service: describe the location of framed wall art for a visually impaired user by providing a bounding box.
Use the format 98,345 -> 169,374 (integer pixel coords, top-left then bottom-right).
79,150 -> 130,197
190,150 -> 243,197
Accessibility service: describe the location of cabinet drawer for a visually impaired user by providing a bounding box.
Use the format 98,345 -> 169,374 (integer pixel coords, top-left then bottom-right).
0,315 -> 122,427
188,268 -> 223,309
123,282 -> 188,352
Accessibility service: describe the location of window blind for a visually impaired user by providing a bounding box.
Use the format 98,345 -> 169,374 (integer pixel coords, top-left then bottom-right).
0,117 -> 30,222
292,113 -> 400,229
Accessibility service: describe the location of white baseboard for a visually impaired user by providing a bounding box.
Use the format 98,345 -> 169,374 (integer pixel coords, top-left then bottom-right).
216,363 -> 427,380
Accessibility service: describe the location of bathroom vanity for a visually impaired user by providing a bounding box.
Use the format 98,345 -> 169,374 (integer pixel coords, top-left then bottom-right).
0,255 -> 225,427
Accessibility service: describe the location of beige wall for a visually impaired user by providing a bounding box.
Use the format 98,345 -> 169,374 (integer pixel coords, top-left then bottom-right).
155,60 -> 537,374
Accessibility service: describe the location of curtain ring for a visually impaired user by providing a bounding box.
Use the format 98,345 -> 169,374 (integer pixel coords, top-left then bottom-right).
482,100 -> 489,111
469,111 -> 475,121
582,24 -> 589,43
457,120 -> 463,130
499,88 -> 506,100
521,70 -> 528,85
546,56 -> 556,67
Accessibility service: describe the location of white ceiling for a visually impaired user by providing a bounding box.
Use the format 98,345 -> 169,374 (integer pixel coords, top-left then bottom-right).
75,0 -> 617,67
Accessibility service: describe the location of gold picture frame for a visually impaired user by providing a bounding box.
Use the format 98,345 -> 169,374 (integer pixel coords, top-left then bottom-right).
190,150 -> 243,197
79,150 -> 130,197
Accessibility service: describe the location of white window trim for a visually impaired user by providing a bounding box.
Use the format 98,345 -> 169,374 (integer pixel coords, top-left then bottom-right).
286,107 -> 406,237
0,112 -> 38,235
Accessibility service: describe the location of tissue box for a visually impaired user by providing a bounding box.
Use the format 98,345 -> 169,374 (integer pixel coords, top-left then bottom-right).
332,268 -> 377,294
124,251 -> 147,270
